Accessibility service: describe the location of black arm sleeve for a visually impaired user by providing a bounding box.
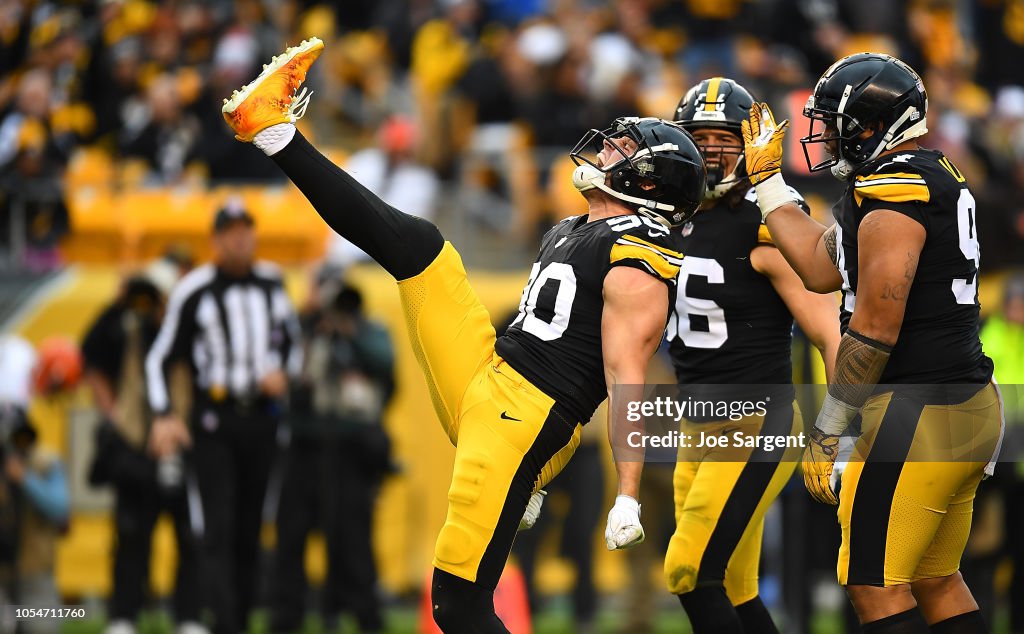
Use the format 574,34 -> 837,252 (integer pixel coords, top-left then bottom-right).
271,131 -> 444,280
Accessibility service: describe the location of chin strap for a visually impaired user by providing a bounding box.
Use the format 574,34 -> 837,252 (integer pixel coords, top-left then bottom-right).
830,159 -> 853,181
703,155 -> 745,200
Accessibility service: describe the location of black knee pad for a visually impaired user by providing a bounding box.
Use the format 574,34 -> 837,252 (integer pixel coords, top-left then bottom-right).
430,568 -> 509,634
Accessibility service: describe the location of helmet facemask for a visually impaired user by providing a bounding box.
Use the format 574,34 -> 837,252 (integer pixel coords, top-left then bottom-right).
801,97 -> 860,180
690,131 -> 745,200
569,117 -> 704,227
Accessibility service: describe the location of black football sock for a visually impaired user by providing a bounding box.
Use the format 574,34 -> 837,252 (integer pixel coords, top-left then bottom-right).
929,610 -> 987,634
677,586 -> 744,634
735,595 -> 780,633
431,567 -> 510,633
862,608 -> 930,633
271,131 -> 444,280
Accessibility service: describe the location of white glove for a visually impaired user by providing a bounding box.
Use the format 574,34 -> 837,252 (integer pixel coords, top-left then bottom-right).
605,495 -> 645,550
518,489 -> 547,531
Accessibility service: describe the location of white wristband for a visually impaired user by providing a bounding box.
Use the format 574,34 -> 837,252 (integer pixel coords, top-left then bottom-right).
753,173 -> 799,221
815,392 -> 859,436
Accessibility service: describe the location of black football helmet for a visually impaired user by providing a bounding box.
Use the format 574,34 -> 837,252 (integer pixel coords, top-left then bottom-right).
674,77 -> 754,199
569,117 -> 706,227
801,52 -> 928,180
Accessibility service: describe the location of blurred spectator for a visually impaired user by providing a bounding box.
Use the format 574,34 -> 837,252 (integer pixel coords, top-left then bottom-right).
975,97 -> 1024,270
193,20 -> 284,183
973,0 -> 1024,91
0,69 -> 71,270
675,0 -> 748,78
84,36 -> 145,145
0,405 -> 69,634
144,201 -> 302,634
82,269 -> 205,634
270,279 -> 395,633
118,73 -> 202,185
325,116 -> 439,268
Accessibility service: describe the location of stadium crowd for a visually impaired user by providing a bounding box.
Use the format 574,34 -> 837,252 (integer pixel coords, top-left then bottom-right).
1,0 -> 1024,633
0,0 -> 1022,268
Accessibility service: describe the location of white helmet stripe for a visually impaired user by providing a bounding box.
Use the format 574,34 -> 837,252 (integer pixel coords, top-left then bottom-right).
633,142 -> 680,158
865,106 -> 925,164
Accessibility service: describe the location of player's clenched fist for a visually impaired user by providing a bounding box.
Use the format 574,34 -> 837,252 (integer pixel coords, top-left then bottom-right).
518,489 -> 547,531
742,102 -> 790,185
605,494 -> 645,550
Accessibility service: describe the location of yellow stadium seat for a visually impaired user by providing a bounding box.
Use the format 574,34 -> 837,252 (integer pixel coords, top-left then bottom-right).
65,147 -> 115,188
205,185 -> 327,263
122,188 -> 213,262
61,186 -> 127,263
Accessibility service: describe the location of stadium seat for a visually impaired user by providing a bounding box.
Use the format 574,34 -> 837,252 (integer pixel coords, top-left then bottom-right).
122,188 -> 212,262
208,185 -> 329,263
62,186 -> 126,262
65,147 -> 115,188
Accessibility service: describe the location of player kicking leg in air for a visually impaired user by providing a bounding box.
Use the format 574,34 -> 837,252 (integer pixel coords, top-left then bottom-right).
221,38 -> 707,632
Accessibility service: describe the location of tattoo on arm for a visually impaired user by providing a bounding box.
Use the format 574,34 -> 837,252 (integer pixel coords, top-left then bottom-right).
829,330 -> 892,407
823,224 -> 839,267
879,251 -> 918,302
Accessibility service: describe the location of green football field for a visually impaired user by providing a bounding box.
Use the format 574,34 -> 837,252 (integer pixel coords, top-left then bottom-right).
56,597 -> 1013,633
52,605 -> 880,634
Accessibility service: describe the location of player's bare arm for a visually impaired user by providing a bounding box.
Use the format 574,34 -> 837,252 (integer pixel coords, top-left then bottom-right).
803,209 -> 926,505
601,265 -> 668,550
743,103 -> 843,292
829,210 -> 923,403
750,245 -> 841,381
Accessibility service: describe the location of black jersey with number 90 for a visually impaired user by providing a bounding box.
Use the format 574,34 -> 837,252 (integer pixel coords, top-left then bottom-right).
496,213 -> 685,423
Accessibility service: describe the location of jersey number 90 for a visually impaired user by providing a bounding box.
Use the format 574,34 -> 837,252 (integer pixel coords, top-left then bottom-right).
510,262 -> 577,341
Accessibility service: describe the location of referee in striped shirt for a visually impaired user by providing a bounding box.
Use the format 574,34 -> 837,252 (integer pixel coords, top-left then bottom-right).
144,201 -> 302,634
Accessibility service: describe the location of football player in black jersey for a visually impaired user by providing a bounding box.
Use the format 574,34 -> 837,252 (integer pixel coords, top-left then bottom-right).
665,77 -> 840,634
743,53 -> 1002,633
220,38 -> 706,633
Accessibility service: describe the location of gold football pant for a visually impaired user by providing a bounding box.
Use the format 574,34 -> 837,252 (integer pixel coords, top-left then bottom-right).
837,383 -> 1004,586
398,242 -> 581,588
664,400 -> 801,604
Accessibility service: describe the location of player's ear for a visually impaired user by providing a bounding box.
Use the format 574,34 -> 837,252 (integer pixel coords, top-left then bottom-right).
639,178 -> 657,191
